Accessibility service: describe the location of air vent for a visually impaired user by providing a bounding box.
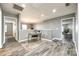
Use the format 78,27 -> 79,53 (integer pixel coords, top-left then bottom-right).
13,4 -> 24,11
65,3 -> 70,7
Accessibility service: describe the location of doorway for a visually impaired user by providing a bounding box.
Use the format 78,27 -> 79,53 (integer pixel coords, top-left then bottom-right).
61,17 -> 75,43
3,16 -> 17,47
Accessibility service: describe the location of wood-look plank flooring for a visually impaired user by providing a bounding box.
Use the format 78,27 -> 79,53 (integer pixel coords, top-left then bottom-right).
0,38 -> 77,56
0,38 -> 28,56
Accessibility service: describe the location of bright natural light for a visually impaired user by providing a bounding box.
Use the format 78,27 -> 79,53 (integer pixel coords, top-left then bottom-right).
22,24 -> 27,30
5,25 -> 7,32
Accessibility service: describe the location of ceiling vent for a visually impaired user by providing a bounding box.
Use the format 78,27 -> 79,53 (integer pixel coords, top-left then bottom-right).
13,4 -> 24,11
65,3 -> 70,7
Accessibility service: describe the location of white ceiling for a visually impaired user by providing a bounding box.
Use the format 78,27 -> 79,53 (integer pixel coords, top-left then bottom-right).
1,3 -> 77,23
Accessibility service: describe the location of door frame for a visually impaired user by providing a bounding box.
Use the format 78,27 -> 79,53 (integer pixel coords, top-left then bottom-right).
61,17 -> 78,53
61,17 -> 75,43
3,16 -> 18,44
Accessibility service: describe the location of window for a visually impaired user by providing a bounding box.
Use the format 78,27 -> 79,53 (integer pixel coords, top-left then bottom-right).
5,25 -> 7,32
22,24 -> 27,30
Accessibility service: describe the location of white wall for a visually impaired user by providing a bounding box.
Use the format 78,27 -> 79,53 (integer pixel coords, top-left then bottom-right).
76,4 -> 79,56
0,7 -> 2,48
34,18 -> 61,39
34,14 -> 75,40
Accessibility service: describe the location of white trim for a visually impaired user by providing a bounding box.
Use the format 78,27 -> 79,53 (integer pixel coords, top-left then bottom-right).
61,17 -> 63,40
61,17 -> 75,21
4,16 -> 17,20
34,29 -> 59,31
0,8 -> 2,48
0,44 -> 2,48
42,38 -> 52,42
78,4 -> 79,56
18,38 -> 53,43
72,17 -> 77,53
18,39 -> 28,42
18,14 -> 21,42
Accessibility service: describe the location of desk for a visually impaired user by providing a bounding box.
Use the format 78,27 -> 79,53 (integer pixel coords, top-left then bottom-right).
28,32 -> 41,42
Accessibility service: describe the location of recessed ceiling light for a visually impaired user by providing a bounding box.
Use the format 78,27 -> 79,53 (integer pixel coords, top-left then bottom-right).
41,14 -> 44,17
52,9 -> 56,13
22,4 -> 26,8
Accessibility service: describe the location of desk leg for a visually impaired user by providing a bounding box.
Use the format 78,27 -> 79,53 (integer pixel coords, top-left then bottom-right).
40,34 -> 41,40
28,34 -> 29,43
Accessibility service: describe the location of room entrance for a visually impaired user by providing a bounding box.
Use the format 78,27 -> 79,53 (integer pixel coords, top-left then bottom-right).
3,16 -> 17,47
61,17 -> 75,42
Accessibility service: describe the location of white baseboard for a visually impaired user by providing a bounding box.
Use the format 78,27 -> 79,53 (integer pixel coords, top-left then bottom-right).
72,40 -> 78,55
74,43 -> 78,55
18,39 -> 28,43
18,38 -> 52,42
0,44 -> 2,48
42,38 -> 52,42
